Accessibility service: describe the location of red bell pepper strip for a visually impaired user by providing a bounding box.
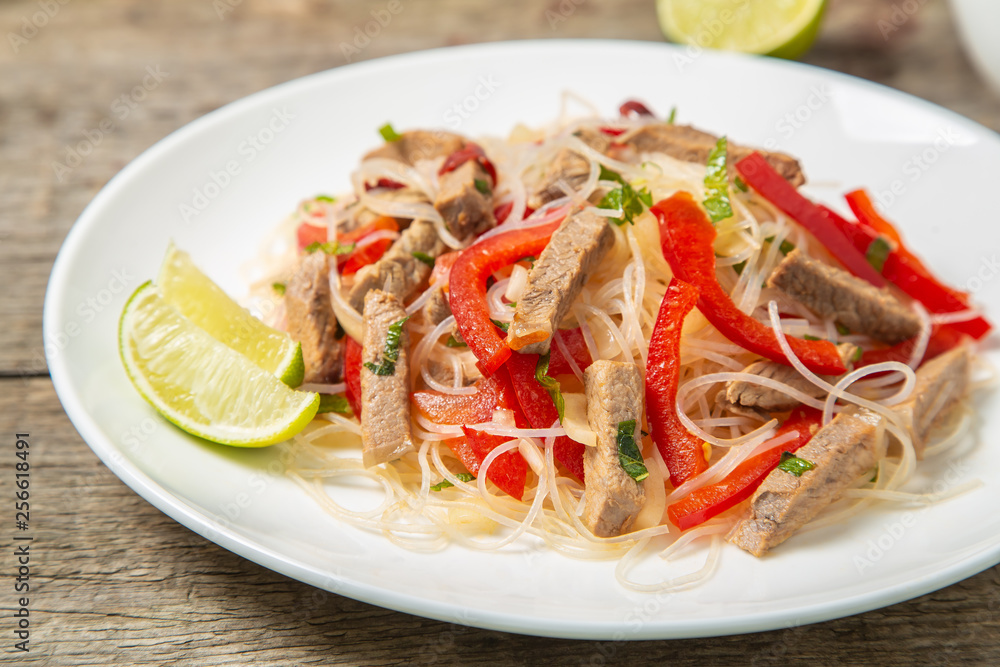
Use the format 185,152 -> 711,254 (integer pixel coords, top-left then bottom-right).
439,142 -> 498,186
844,189 -> 904,246
653,192 -> 847,375
448,219 -> 563,375
667,407 -> 822,530
599,126 -> 627,137
337,216 -> 400,276
364,178 -> 405,191
412,367 -> 530,500
734,153 -> 887,288
826,195 -> 991,340
450,428 -> 527,500
548,328 -> 591,376
505,349 -> 586,483
619,100 -> 655,118
429,251 -> 460,288
296,223 -> 327,251
858,325 -> 967,368
646,277 -> 709,487
344,336 -> 363,417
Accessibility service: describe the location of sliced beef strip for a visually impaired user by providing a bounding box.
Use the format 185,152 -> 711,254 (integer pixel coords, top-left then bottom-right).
583,360 -> 646,537
364,130 -> 465,166
360,290 -> 414,468
725,343 -> 859,414
729,408 -> 886,556
893,345 -> 971,458
422,285 -> 452,326
624,123 -> 806,187
528,127 -> 611,209
347,219 -> 445,312
434,159 -> 496,240
284,251 -> 343,383
508,209 -> 615,355
767,249 -> 922,345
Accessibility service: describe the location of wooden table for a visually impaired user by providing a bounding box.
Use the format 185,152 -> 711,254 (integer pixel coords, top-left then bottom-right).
3,0 -> 999,663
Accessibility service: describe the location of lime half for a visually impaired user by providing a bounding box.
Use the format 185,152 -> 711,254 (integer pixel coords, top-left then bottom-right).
657,0 -> 826,60
120,282 -> 319,447
157,243 -> 304,387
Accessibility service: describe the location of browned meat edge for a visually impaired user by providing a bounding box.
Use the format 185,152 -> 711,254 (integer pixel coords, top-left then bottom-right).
347,219 -> 445,312
284,251 -> 343,383
508,208 -> 615,355
893,345 -> 971,458
768,249 -> 922,344
529,127 -> 611,209
583,360 -> 646,537
360,290 -> 414,468
434,160 -> 495,240
364,130 -> 465,166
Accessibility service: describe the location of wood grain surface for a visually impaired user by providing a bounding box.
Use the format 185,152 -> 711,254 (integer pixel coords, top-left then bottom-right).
2,0 -> 1000,664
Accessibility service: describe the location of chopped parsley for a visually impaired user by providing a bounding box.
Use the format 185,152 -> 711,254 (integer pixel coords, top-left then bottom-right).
491,319 -> 509,332
616,420 -> 649,482
315,194 -> 336,203
474,178 -> 491,195
836,322 -> 851,337
598,166 -> 652,226
317,394 -> 352,415
445,334 -> 467,348
431,472 -> 475,491
702,136 -> 733,223
521,255 -> 537,266
803,334 -> 823,341
411,251 -> 435,268
667,106 -> 677,124
305,241 -> 355,255
866,236 -> 892,273
734,176 -> 749,192
271,282 -> 286,295
733,260 -> 747,276
777,451 -> 816,476
379,123 -> 401,142
851,346 -> 864,363
364,316 -> 409,376
534,352 -> 565,422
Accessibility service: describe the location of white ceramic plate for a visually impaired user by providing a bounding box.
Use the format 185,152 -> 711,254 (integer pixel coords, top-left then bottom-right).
46,40 -> 1000,640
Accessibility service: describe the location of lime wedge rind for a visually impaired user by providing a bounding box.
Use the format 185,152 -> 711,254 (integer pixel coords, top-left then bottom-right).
157,243 -> 304,388
657,0 -> 827,60
119,282 -> 319,448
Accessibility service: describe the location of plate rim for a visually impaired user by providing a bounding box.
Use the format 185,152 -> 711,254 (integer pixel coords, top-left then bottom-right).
43,38 -> 1000,640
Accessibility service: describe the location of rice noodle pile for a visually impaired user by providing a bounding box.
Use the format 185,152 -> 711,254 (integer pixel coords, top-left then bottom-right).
259,97 -> 985,592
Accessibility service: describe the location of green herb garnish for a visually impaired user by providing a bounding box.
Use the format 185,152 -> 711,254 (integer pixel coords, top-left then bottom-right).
852,346 -> 864,363
272,282 -> 286,295
703,136 -> 733,223
445,334 -> 467,348
317,394 -> 352,415
491,319 -> 509,332
734,176 -> 748,192
412,251 -> 435,268
616,419 -> 649,482
836,323 -> 851,337
733,260 -> 747,276
364,316 -> 409,376
315,194 -> 336,203
521,255 -> 536,266
803,334 -> 823,341
534,352 -> 565,422
379,123 -> 401,142
866,236 -> 892,273
598,166 -> 652,226
305,241 -> 356,255
764,235 -> 796,256
667,106 -> 677,124
431,472 -> 475,491
474,178 -> 491,195
777,451 -> 816,476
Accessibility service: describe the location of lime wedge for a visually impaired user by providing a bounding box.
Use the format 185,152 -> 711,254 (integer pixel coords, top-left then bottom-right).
157,243 -> 304,387
119,282 -> 319,447
657,0 -> 826,60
